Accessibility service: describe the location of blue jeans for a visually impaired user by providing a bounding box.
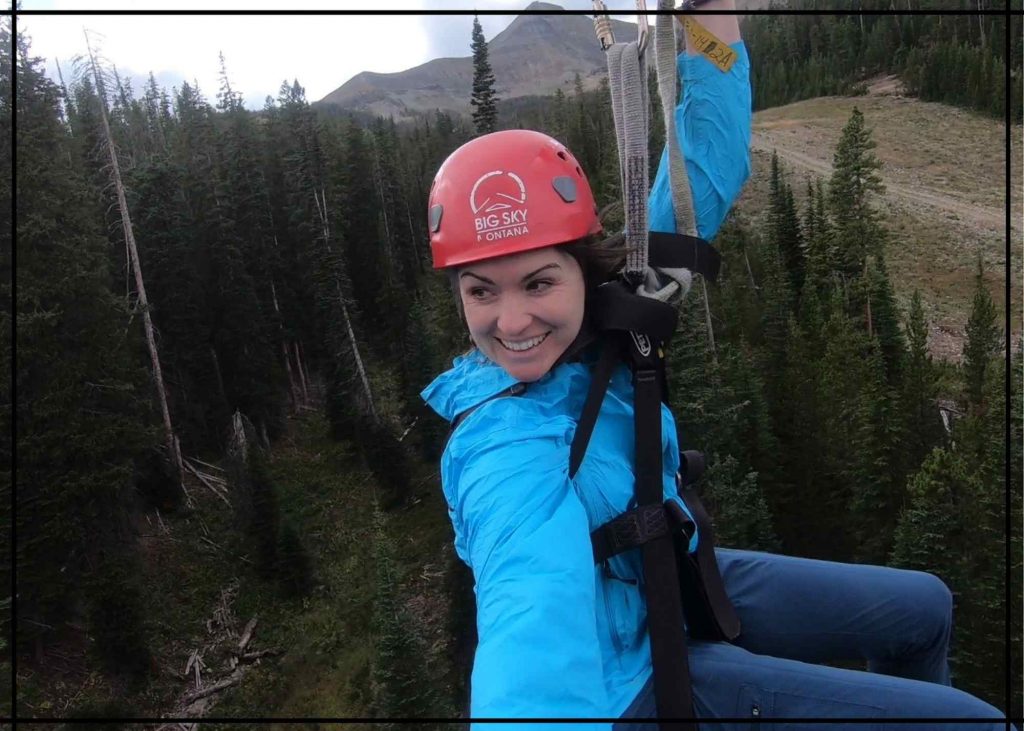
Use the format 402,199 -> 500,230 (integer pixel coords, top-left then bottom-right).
616,549 -> 1011,730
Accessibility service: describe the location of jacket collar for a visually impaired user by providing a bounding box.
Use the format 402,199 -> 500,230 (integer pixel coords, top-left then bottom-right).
421,350 -> 520,423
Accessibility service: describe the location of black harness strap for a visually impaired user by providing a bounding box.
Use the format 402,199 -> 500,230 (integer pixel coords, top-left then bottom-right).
647,232 -> 721,283
674,452 -> 741,642
569,338 -> 620,480
631,340 -> 696,729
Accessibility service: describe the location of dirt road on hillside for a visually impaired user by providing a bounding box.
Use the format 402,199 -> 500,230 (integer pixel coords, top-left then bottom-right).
750,133 -> 1008,236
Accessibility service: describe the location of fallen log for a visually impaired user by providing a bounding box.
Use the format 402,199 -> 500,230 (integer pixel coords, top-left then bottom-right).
182,460 -> 231,507
239,648 -> 279,663
238,616 -> 258,652
183,648 -> 198,678
187,456 -> 226,473
181,671 -> 241,703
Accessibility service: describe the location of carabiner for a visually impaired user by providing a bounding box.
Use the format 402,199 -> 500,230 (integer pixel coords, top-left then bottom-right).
592,0 -> 615,51
635,0 -> 649,56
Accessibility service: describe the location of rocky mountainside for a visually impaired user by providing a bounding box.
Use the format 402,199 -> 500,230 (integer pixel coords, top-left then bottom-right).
317,2 -> 645,119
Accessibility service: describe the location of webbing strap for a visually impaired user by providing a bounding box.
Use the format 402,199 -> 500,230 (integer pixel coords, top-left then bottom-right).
635,366 -> 695,728
606,40 -> 649,277
569,339 -> 620,480
675,458 -> 741,638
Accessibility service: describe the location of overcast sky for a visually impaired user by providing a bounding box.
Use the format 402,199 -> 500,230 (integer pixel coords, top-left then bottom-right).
17,1 -> 654,110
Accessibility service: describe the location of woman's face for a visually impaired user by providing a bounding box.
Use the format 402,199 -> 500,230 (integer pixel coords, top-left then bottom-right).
457,246 -> 586,383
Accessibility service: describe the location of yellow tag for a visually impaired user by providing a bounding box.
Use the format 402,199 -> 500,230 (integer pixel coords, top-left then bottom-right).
675,15 -> 737,73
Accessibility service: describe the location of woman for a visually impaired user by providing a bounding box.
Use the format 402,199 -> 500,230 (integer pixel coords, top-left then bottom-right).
421,4 -> 1008,729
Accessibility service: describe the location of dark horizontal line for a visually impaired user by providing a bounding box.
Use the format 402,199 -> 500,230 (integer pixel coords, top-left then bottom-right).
15,716 -> 1017,723
12,7 -> 1012,14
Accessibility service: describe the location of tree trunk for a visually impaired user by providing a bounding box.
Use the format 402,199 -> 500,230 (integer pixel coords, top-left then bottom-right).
701,278 -> 717,364
744,249 -> 759,298
85,33 -> 187,504
270,278 -> 301,408
338,282 -> 378,424
405,201 -> 425,274
313,187 -> 378,423
373,160 -> 394,287
293,341 -> 309,406
864,259 -> 873,338
211,346 -> 228,411
977,0 -> 986,47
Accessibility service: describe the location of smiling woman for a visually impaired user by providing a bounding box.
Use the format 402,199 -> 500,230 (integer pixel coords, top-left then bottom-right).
418,5 -> 1012,730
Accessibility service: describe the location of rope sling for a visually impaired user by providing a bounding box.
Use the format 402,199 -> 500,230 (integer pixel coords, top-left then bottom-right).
587,3 -> 741,727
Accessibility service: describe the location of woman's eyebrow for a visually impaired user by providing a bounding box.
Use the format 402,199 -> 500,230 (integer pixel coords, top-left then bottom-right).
459,262 -> 561,285
459,271 -> 494,284
521,263 -> 560,282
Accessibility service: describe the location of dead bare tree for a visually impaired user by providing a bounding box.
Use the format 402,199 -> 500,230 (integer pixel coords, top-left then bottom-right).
269,278 -> 302,409
83,31 -> 188,504
312,187 -> 378,424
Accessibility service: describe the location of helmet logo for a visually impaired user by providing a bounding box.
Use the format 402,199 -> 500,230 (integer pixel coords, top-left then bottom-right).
470,170 -> 530,243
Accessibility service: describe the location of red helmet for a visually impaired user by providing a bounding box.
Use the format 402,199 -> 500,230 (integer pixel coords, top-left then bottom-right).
428,130 -> 602,269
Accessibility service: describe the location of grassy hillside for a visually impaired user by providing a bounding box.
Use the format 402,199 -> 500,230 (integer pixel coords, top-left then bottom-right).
735,79 -> 1021,362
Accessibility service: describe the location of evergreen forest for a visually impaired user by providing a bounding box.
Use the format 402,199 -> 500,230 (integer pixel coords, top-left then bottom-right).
9,6 -> 1021,724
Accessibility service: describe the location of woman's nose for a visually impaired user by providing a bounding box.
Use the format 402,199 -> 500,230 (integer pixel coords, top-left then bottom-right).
496,298 -> 531,335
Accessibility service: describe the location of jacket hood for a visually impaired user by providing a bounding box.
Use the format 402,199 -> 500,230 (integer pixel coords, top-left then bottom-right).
421,350 -> 520,423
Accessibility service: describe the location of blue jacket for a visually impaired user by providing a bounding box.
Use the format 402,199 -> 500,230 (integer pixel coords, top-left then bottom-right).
421,42 -> 751,729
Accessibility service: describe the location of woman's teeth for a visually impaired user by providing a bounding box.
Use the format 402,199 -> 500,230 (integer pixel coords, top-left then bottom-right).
498,333 -> 549,352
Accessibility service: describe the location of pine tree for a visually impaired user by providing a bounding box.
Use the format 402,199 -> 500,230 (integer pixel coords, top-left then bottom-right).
765,313 -> 826,557
470,15 -> 499,136
815,297 -> 895,561
16,31 -> 155,669
753,230 -> 794,379
1010,342 -> 1023,720
226,413 -> 280,579
890,446 -> 967,604
827,107 -> 885,279
768,152 -> 805,298
208,57 -> 287,442
893,358 -> 1007,706
370,506 -> 446,724
900,290 -> 945,475
79,36 -> 188,491
861,254 -> 906,388
962,258 -> 1000,410
702,454 -> 781,552
0,16 -> 12,690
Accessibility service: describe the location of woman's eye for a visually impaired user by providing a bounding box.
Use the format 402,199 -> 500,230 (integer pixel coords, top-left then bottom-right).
466,287 -> 490,300
527,279 -> 553,293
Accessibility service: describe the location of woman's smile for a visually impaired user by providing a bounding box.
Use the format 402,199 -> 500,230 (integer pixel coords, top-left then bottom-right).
496,332 -> 550,352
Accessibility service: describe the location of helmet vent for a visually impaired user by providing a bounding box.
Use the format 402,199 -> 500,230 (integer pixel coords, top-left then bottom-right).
557,150 -> 568,160
429,204 -> 443,233
552,176 -> 577,203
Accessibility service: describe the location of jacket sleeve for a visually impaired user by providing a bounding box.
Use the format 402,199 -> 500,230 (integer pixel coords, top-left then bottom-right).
445,408 -> 611,731
648,41 -> 752,241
